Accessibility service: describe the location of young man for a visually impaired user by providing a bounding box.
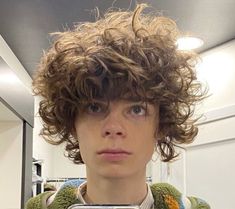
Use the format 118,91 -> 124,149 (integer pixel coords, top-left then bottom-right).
27,3 -> 210,209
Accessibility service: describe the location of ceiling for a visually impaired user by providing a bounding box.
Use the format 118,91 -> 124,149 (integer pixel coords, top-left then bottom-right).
0,0 -> 235,78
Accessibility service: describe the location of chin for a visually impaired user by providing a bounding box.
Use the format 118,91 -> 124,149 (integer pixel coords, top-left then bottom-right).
98,169 -> 133,180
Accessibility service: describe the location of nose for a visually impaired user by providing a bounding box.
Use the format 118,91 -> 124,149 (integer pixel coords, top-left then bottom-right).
101,114 -> 126,139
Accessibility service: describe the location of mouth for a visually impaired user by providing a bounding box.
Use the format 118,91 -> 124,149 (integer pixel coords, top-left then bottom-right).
97,149 -> 132,155
97,149 -> 132,161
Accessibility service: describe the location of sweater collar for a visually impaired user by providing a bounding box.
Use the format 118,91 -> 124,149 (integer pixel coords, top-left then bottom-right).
76,182 -> 154,209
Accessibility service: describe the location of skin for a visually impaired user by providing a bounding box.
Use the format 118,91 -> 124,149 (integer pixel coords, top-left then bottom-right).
74,99 -> 159,204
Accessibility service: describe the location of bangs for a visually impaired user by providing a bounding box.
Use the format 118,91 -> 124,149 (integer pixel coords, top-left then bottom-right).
75,69 -> 148,104
73,50 -> 152,104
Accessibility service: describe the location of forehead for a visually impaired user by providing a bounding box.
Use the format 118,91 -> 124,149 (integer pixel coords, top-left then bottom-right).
85,89 -> 154,102
80,96 -> 151,106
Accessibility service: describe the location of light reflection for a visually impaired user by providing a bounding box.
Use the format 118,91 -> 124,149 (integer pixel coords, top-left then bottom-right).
0,70 -> 21,85
177,37 -> 204,50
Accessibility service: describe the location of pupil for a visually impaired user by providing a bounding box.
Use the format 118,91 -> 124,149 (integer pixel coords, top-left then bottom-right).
91,104 -> 100,112
133,106 -> 141,114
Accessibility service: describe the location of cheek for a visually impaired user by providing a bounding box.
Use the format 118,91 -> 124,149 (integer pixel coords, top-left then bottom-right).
142,118 -> 158,139
74,120 -> 90,156
76,125 -> 90,150
76,129 -> 93,164
135,120 -> 156,154
131,124 -> 156,149
75,120 -> 100,153
75,117 -> 94,139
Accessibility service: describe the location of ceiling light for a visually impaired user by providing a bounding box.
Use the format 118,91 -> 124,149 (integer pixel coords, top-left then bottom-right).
176,37 -> 204,50
0,70 -> 21,85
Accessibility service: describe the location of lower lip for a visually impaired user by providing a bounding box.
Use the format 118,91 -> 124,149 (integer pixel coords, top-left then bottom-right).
98,152 -> 130,161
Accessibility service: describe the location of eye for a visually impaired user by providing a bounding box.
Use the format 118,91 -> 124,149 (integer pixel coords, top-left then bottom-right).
87,103 -> 103,114
130,105 -> 146,116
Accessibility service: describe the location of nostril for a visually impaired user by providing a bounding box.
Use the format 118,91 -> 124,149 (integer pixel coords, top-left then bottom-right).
102,123 -> 126,138
105,131 -> 111,136
104,131 -> 123,137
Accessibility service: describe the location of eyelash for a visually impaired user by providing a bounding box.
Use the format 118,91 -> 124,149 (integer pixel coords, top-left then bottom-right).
85,102 -> 148,117
129,104 -> 147,116
86,103 -> 106,114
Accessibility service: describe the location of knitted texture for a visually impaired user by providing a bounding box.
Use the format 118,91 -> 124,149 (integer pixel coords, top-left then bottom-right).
48,186 -> 82,209
25,183 -> 210,209
25,191 -> 55,209
188,197 -> 210,209
150,183 -> 182,209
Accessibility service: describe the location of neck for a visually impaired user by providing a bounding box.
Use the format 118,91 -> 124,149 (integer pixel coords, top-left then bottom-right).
84,171 -> 148,205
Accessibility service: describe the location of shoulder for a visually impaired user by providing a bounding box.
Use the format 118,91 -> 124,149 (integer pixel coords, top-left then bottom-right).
26,180 -> 85,209
47,185 -> 81,209
25,191 -> 55,209
150,183 -> 210,209
25,184 -> 81,209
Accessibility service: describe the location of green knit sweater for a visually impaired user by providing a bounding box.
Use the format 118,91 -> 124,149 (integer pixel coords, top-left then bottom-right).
26,183 -> 210,209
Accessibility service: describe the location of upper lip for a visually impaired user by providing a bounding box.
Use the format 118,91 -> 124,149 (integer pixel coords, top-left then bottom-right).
97,149 -> 132,155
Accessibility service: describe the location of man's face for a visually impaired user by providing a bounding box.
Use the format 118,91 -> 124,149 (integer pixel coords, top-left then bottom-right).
74,99 -> 159,179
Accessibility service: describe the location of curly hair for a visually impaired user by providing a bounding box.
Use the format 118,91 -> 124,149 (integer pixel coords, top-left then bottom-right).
33,3 -> 206,164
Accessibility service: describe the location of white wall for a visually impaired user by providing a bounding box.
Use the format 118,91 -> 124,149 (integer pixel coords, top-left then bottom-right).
150,40 -> 235,209
33,96 -> 86,180
196,40 -> 235,111
51,144 -> 86,178
185,40 -> 235,209
185,111 -> 235,209
0,121 -> 23,209
33,96 -> 54,178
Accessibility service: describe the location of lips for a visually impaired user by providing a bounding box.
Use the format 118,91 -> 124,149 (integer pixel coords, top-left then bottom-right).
97,149 -> 132,161
97,149 -> 132,155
